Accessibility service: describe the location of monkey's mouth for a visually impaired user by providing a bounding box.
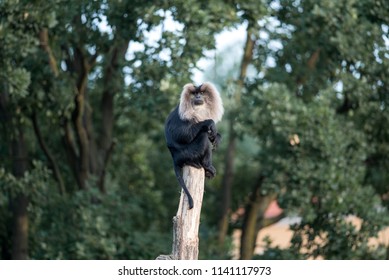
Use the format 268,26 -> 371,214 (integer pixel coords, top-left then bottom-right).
194,100 -> 204,105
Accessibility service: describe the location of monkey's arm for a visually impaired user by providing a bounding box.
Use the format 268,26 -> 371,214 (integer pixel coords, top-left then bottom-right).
165,107 -> 215,145
174,120 -> 215,144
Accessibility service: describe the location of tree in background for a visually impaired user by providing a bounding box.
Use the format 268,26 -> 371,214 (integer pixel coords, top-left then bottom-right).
201,0 -> 389,260
1,0 -> 388,260
0,0 -> 238,259
255,0 -> 389,259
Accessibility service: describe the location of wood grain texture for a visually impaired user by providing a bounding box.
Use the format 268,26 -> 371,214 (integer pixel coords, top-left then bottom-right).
172,166 -> 205,260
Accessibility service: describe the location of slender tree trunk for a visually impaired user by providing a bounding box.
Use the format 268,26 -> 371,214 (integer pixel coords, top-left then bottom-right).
217,120 -> 236,246
218,27 -> 256,249
240,176 -> 276,260
11,128 -> 29,260
11,195 -> 29,259
97,42 -> 128,192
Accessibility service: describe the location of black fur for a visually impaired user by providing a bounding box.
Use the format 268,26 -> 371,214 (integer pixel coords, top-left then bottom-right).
165,106 -> 221,209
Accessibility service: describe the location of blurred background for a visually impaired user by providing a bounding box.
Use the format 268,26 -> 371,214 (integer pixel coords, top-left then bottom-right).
1,0 -> 388,260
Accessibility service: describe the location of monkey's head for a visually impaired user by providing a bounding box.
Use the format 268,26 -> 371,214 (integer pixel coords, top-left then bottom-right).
191,84 -> 205,106
179,82 -> 224,123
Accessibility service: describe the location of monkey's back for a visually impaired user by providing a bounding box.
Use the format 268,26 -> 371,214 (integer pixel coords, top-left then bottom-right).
164,106 -> 194,150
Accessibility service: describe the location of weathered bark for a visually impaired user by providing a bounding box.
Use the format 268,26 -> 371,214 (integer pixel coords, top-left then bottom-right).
11,128 -> 29,260
172,166 -> 205,260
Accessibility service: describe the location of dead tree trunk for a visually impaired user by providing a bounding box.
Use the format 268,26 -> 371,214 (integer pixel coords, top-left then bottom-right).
172,166 -> 205,260
157,166 -> 205,260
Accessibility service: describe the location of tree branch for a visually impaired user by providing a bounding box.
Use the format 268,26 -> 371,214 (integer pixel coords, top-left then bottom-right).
71,46 -> 92,190
73,86 -> 89,190
39,28 -> 59,77
32,113 -> 65,195
238,30 -> 256,84
62,119 -> 82,190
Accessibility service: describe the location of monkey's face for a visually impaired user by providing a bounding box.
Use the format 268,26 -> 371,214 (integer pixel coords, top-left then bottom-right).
191,84 -> 207,106
179,82 -> 223,123
191,90 -> 205,106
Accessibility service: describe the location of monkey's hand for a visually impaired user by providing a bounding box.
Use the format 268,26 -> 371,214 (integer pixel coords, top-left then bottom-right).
206,121 -> 221,150
211,133 -> 222,150
206,121 -> 218,142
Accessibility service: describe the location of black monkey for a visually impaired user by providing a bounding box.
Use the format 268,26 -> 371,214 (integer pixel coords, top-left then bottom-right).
165,82 -> 224,209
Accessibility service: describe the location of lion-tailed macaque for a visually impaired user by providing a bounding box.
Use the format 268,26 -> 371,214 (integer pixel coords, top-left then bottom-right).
165,82 -> 224,209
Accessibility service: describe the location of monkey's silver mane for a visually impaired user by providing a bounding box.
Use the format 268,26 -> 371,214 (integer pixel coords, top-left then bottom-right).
178,82 -> 224,123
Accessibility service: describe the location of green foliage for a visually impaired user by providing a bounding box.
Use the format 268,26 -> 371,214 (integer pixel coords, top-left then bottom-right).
241,83 -> 388,259
1,0 -> 388,260
0,161 -> 51,258
29,188 -> 170,260
1,0 -> 240,260
242,0 -> 389,259
0,161 -> 51,199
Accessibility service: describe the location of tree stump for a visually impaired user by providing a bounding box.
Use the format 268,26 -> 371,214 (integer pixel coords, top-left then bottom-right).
172,166 -> 205,260
156,166 -> 205,260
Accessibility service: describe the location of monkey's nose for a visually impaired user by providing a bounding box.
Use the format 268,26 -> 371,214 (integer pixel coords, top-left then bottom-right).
194,95 -> 204,105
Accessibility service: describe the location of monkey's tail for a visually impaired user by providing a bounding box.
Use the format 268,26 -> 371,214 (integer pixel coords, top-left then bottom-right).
174,165 -> 194,209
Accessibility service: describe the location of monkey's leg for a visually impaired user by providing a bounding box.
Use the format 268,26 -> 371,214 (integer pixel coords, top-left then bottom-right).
202,142 -> 216,179
173,150 -> 203,169
185,131 -> 214,173
172,139 -> 204,169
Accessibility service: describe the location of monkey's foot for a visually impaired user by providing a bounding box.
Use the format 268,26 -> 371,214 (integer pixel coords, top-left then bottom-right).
204,166 -> 216,179
187,163 -> 203,169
